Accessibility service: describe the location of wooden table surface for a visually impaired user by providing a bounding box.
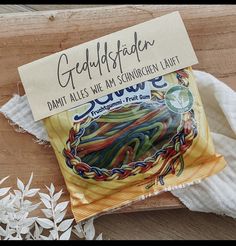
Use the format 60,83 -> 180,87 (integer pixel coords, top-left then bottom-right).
0,4 -> 236,240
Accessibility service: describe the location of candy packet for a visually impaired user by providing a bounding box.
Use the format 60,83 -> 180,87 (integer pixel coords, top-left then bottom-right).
43,67 -> 226,222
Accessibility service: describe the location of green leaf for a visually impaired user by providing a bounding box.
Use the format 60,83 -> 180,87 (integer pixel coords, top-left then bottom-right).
166,93 -> 176,101
179,89 -> 189,103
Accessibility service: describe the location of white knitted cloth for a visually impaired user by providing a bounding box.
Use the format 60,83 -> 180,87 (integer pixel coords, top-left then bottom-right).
1,70 -> 236,218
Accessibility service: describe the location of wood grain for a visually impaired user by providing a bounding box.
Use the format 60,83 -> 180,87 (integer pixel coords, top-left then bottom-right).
0,5 -> 235,238
0,4 -> 34,13
26,4 -> 111,11
95,209 -> 236,240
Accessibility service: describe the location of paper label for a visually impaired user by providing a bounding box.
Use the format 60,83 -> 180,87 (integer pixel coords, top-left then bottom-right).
18,11 -> 198,121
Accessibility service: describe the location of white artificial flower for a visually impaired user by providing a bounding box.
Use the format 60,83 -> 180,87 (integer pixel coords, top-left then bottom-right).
0,173 -> 103,240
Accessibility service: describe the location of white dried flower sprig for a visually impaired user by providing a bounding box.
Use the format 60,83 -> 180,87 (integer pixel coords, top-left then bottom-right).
0,174 -> 102,240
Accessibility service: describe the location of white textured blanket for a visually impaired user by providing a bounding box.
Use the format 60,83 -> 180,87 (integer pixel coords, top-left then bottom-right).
1,70 -> 236,218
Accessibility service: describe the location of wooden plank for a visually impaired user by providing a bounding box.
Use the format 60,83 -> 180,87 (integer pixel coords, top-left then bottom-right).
26,4 -> 110,11
0,4 -> 35,14
0,5 -> 235,218
95,208 -> 236,240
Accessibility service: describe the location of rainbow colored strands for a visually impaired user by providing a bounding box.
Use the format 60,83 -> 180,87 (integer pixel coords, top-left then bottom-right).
63,69 -> 198,185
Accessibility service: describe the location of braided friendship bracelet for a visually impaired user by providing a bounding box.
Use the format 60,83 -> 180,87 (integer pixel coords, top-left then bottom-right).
63,69 -> 198,184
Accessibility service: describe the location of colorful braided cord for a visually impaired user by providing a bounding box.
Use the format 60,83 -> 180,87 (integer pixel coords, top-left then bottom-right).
63,69 -> 198,183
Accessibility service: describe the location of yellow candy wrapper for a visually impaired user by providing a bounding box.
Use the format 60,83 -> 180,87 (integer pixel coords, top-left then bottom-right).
43,67 -> 226,222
